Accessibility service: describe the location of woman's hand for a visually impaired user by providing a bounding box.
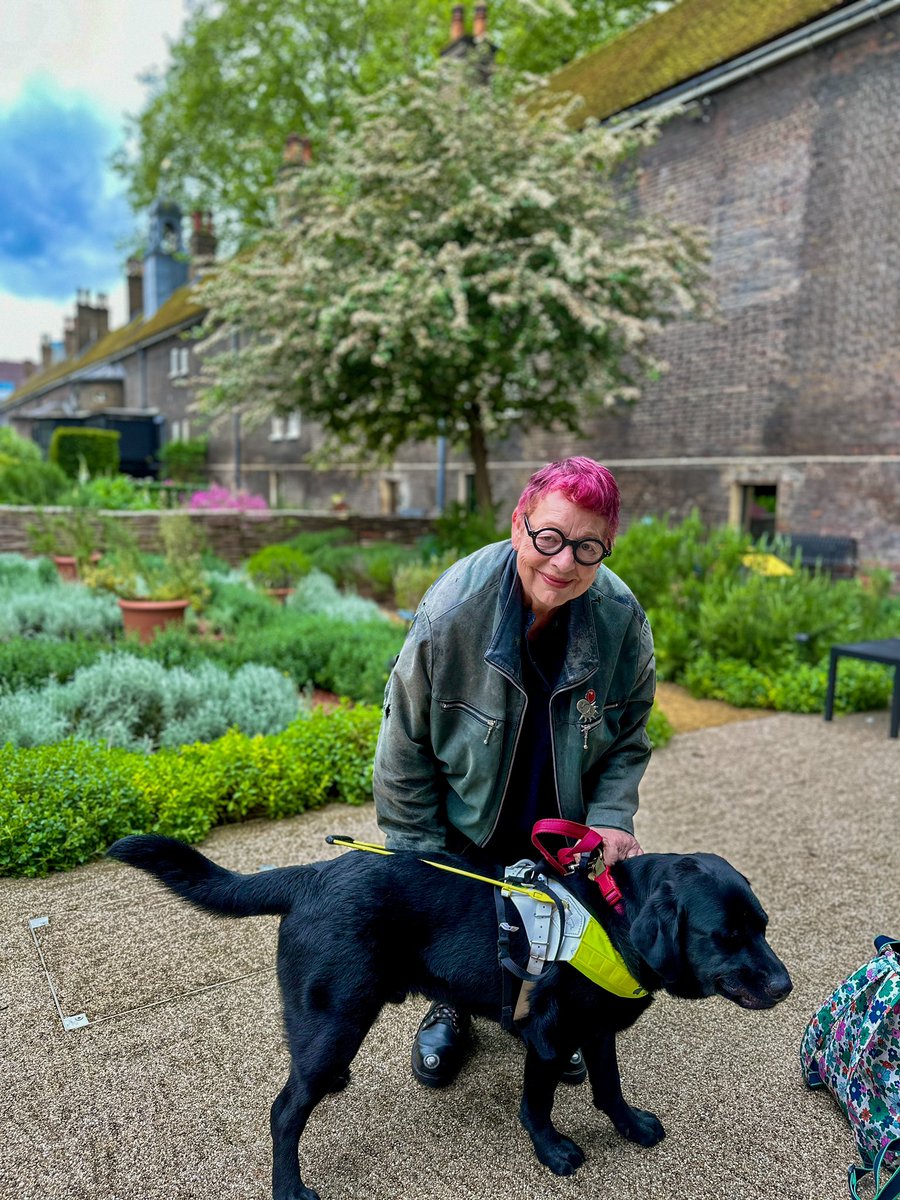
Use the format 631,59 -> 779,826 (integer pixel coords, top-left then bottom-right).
591,827 -> 643,868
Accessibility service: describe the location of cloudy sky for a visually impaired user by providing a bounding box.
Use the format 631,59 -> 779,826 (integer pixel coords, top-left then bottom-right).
1,0 -> 187,361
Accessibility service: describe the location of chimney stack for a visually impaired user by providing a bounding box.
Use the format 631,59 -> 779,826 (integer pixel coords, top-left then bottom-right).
127,257 -> 144,320
40,334 -> 53,370
74,291 -> 110,353
189,210 -> 218,280
450,5 -> 465,42
473,4 -> 487,38
64,317 -> 77,360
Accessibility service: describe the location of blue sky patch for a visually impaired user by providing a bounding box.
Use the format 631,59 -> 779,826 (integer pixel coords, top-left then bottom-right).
0,77 -> 132,302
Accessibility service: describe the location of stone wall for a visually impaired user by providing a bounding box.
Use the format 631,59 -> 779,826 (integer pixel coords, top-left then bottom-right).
0,507 -> 433,566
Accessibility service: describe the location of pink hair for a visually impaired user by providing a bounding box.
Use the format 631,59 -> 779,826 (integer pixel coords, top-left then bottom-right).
515,457 -> 621,540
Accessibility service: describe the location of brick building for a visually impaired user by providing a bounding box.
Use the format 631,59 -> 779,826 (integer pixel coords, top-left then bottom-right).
3,0 -> 898,569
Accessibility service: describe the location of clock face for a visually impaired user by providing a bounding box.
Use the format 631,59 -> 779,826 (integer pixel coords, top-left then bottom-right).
161,224 -> 179,255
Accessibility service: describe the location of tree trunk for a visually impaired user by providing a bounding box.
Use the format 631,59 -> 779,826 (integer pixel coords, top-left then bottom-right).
465,406 -> 493,514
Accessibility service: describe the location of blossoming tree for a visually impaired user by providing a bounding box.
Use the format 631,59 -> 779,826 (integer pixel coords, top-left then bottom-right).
195,63 -> 708,513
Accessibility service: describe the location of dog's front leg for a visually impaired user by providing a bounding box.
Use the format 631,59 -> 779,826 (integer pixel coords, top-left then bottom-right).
519,1047 -> 586,1175
583,1032 -> 665,1147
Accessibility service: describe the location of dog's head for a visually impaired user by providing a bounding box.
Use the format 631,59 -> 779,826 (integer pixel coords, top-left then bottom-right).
624,853 -> 792,1010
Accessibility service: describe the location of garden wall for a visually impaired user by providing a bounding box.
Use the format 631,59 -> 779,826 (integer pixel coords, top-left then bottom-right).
0,507 -> 434,566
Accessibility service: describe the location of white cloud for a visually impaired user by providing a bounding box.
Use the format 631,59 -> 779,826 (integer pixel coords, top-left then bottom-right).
1,0 -> 187,361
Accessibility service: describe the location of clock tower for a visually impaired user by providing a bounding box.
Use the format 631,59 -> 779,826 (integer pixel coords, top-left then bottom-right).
142,198 -> 189,318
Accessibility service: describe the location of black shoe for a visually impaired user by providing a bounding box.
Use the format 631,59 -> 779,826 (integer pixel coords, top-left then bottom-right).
561,1048 -> 587,1086
411,1002 -> 470,1088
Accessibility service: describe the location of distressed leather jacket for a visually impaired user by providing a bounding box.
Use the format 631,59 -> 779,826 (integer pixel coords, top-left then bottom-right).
373,540 -> 655,853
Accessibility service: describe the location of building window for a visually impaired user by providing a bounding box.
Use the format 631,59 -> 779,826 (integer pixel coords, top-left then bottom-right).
741,484 -> 777,542
270,413 -> 301,441
169,346 -> 190,377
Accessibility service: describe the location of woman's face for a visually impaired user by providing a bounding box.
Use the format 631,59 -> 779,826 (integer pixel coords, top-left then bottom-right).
511,492 -> 610,619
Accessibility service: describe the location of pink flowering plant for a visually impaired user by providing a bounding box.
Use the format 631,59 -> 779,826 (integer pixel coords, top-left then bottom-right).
189,485 -> 268,511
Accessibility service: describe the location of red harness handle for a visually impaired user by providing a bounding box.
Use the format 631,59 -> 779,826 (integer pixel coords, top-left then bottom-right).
531,818 -> 624,911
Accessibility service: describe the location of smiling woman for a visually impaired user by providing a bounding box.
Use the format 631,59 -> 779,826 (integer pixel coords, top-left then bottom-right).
372,455 -> 657,1090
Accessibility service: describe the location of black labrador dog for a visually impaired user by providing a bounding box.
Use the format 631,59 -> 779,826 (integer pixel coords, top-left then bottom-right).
108,835 -> 792,1200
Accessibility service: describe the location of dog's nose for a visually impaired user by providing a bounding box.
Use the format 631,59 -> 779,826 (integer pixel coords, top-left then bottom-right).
766,971 -> 793,1001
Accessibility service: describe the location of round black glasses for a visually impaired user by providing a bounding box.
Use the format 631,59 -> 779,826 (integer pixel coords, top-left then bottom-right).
523,514 -> 611,566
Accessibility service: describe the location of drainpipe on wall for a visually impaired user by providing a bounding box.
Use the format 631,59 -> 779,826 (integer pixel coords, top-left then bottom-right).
139,347 -> 147,410
231,329 -> 242,491
436,422 -> 448,513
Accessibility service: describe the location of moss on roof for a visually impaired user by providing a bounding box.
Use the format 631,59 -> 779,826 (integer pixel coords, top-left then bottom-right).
549,0 -> 848,122
6,283 -> 206,406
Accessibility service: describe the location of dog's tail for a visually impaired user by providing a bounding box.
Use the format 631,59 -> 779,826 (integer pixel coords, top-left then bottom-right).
108,834 -> 298,918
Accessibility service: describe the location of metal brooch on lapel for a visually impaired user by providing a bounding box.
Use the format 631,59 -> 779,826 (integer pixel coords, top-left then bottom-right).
576,688 -> 599,749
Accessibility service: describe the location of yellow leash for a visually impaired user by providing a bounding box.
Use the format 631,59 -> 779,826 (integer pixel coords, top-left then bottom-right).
325,834 -> 648,1001
325,836 -> 555,903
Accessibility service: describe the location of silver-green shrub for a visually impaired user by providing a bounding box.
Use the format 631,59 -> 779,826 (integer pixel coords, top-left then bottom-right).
0,582 -> 122,641
0,653 -> 300,752
288,569 -> 386,623
0,553 -> 58,589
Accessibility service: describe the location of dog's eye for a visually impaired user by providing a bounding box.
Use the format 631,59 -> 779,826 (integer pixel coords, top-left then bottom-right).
713,930 -> 742,951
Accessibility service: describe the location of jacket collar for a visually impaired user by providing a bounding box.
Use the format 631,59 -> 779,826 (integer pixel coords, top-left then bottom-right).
484,548 -> 630,693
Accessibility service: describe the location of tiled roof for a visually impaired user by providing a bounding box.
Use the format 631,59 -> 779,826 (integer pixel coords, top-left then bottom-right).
4,283 -> 206,407
548,0 -> 849,122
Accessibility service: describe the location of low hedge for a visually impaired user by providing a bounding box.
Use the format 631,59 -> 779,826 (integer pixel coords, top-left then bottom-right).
682,653 -> 893,714
0,703 -> 382,877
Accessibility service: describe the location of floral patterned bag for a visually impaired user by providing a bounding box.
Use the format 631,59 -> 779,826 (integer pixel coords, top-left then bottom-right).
800,936 -> 900,1183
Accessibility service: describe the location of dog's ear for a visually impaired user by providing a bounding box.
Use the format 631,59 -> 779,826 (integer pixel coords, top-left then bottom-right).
629,882 -> 682,983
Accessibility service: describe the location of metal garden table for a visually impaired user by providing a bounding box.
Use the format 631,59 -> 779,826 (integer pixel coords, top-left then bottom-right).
824,639 -> 900,738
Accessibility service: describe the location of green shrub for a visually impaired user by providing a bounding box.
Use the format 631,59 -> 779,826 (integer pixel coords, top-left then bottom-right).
245,544 -> 313,589
49,427 -> 120,479
66,474 -> 165,510
418,502 -> 506,558
0,704 -> 382,875
646,704 -> 673,749
200,579 -> 279,637
0,636 -> 110,694
0,741 -> 151,877
682,653 -> 893,714
393,552 -> 457,612
216,611 -> 403,702
0,427 -> 42,463
0,459 -> 70,505
159,436 -> 208,483
286,527 -> 355,555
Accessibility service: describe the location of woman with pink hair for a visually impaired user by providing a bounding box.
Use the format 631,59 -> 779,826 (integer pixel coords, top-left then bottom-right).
374,457 -> 655,1089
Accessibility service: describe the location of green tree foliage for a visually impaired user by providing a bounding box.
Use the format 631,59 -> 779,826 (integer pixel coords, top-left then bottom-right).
114,0 -> 671,243
195,62 -> 707,511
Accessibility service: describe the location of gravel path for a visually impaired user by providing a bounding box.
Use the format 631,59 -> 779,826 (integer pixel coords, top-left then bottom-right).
1,709 -> 896,1200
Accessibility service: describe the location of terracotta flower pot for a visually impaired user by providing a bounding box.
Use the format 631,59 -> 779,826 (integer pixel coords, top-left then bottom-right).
52,555 -> 79,582
52,552 -> 103,582
265,587 -> 295,605
118,598 -> 190,644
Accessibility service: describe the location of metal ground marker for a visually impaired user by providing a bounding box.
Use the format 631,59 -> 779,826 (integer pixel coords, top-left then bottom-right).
28,865 -> 281,1032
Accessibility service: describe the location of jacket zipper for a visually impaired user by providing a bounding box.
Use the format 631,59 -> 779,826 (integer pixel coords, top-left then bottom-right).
439,700 -> 500,744
477,665 -> 527,846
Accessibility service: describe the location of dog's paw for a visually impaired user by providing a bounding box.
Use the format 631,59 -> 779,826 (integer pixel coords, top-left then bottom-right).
326,1067 -> 351,1094
613,1106 -> 665,1147
534,1133 -> 586,1176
